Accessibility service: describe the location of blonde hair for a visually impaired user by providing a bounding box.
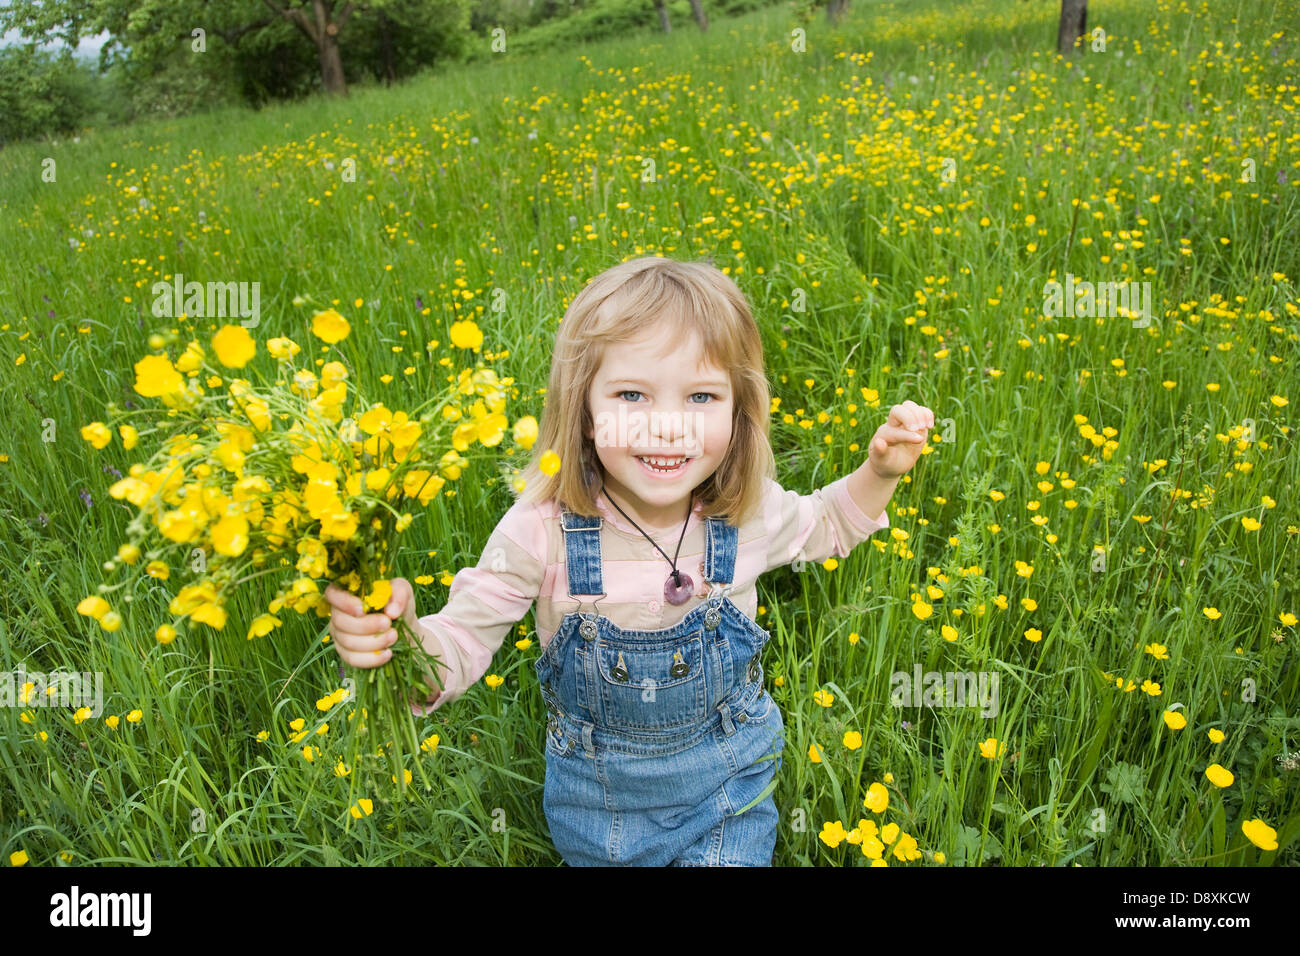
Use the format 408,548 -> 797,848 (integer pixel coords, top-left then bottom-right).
515,255 -> 776,526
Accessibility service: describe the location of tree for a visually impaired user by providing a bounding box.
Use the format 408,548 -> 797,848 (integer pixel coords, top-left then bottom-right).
1057,0 -> 1087,55
260,0 -> 356,94
0,0 -> 423,97
826,0 -> 850,24
687,0 -> 708,31
653,0 -> 670,33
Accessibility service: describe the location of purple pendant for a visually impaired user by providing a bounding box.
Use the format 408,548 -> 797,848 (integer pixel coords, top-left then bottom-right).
665,571 -> 695,605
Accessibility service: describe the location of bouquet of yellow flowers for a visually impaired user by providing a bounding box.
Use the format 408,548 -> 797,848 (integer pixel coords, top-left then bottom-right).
78,306 -> 533,817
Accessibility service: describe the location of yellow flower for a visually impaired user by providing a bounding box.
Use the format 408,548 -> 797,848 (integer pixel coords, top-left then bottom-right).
1162,710 -> 1187,730
211,325 -> 256,368
1280,612 -> 1298,627
147,561 -> 170,581
863,782 -> 889,814
80,421 -> 112,449
358,404 -> 392,435
98,611 -> 123,632
312,309 -> 351,344
175,340 -> 204,372
364,579 -> 393,612
267,336 -> 302,360
1141,679 -> 1162,696
246,613 -> 281,641
133,354 -> 184,397
813,688 -> 834,707
881,822 -> 899,844
1207,728 -> 1225,743
73,706 -> 92,724
1241,517 -> 1261,531
819,820 -> 849,848
105,715 -> 120,729
391,769 -> 413,786
1145,642 -> 1169,660
421,734 -> 440,753
126,709 -> 143,723
349,798 -> 374,818
941,624 -> 958,642
485,674 -> 504,689
1204,763 -> 1234,788
302,745 -> 316,762
191,602 -> 227,631
843,730 -> 862,750
77,595 -> 111,620
1024,627 -> 1043,643
211,514 -> 250,556
155,624 -> 177,644
979,737 -> 1004,759
1021,597 -> 1037,611
513,416 -> 539,449
808,743 -> 822,763
1203,607 -> 1221,620
539,449 -> 561,476
893,831 -> 921,862
10,850 -> 28,867
1269,395 -> 1288,408
1241,818 -> 1278,851
117,543 -> 141,564
449,320 -> 483,350
334,760 -> 351,777
911,600 -> 933,620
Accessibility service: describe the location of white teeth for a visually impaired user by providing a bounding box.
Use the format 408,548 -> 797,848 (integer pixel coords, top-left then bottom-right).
639,456 -> 686,471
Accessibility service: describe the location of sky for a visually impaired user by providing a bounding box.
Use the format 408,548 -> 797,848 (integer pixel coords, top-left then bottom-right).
1,26 -> 110,59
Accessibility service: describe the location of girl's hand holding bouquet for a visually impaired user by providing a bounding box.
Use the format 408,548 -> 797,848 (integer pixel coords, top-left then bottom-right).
325,578 -> 424,671
77,306 -> 535,823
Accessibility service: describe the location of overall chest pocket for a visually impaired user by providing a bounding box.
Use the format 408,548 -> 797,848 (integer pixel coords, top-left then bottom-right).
594,633 -> 708,732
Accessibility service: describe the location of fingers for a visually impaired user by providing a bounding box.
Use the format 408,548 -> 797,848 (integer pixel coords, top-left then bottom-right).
385,576 -> 415,619
324,583 -> 363,617
888,402 -> 935,433
336,643 -> 394,669
324,582 -> 399,666
879,425 -> 928,445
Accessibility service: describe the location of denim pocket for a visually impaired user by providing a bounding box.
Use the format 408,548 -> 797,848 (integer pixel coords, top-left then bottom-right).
737,687 -> 777,725
545,716 -> 573,757
594,633 -> 708,732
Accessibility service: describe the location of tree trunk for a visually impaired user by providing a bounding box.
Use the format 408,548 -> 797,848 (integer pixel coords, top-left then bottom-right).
378,10 -> 395,86
688,0 -> 708,31
262,0 -> 355,95
1057,0 -> 1087,55
827,0 -> 850,25
318,27 -> 346,94
655,0 -> 671,33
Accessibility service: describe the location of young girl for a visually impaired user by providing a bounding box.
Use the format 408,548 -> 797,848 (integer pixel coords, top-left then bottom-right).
326,256 -> 933,866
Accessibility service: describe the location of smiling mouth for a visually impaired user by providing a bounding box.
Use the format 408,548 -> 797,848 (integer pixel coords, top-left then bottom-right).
636,455 -> 692,475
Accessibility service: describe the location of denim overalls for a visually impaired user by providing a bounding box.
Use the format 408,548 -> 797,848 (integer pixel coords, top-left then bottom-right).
534,505 -> 786,866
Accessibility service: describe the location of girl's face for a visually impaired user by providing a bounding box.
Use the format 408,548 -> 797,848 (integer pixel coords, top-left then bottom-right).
584,323 -> 733,530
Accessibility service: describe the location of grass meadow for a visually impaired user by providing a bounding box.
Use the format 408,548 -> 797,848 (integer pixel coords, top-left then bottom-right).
1,0 -> 1298,866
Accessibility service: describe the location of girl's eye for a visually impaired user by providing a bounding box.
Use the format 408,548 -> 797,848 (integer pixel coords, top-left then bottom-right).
617,390 -> 718,403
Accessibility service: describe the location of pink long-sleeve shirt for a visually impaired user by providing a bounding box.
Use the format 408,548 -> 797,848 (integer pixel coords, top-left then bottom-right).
412,472 -> 891,715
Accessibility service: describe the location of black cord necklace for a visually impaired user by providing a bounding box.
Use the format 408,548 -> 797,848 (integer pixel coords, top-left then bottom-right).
600,486 -> 696,605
